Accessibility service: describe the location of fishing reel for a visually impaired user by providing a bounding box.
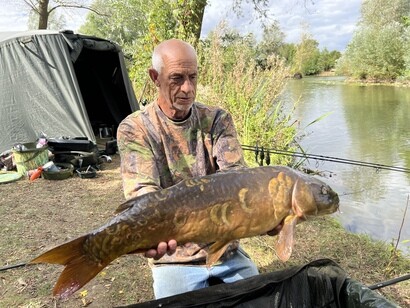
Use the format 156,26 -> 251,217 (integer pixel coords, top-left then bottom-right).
254,145 -> 271,166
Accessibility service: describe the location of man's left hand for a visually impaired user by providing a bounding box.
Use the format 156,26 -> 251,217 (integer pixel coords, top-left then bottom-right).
145,239 -> 177,260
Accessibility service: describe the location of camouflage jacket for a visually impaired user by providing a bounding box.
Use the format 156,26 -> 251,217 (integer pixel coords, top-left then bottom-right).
117,101 -> 245,265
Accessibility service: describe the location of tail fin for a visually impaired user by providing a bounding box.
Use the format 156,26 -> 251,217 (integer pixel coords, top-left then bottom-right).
30,235 -> 109,298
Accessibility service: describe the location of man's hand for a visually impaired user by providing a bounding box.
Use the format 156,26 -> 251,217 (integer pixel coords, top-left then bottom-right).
145,239 -> 177,260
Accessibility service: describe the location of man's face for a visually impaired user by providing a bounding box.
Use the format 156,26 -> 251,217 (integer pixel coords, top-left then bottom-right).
154,52 -> 198,119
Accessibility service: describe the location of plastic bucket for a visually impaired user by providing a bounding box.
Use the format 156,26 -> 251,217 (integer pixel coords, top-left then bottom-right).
12,143 -> 49,175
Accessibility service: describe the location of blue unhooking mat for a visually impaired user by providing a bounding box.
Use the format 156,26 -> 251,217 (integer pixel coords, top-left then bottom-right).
119,259 -> 398,308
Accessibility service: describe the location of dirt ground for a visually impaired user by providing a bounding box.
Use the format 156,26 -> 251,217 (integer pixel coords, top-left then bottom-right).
0,154 -> 409,307
0,154 -> 154,307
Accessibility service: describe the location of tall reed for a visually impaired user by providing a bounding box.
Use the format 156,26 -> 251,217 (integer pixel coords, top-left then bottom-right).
197,28 -> 298,166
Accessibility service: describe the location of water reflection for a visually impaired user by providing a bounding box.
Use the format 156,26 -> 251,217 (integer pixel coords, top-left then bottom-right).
284,77 -> 410,254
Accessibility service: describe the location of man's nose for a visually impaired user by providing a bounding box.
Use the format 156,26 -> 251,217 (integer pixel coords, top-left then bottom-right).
181,78 -> 194,92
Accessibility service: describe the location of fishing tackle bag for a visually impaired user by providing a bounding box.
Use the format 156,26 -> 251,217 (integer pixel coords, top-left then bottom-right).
121,259 -> 397,308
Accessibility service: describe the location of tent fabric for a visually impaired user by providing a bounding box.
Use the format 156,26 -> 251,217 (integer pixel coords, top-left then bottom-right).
0,30 -> 138,153
120,259 -> 398,308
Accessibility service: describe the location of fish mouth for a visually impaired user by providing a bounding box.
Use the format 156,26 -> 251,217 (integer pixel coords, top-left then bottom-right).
312,184 -> 340,216
293,196 -> 339,219
316,200 -> 339,216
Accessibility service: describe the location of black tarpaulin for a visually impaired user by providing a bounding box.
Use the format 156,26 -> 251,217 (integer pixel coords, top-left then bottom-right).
120,259 -> 398,308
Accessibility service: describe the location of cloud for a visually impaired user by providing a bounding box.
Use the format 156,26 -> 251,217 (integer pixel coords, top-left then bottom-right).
201,0 -> 361,51
0,8 -> 29,31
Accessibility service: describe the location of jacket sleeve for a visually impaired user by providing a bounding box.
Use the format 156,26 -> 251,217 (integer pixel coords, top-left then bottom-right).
211,110 -> 247,171
117,116 -> 160,200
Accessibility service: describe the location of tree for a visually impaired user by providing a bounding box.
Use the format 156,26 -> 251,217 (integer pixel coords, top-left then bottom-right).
256,21 -> 285,68
317,48 -> 341,72
172,0 -> 207,42
292,31 -> 320,75
78,0 -> 315,95
404,26 -> 410,77
79,0 -> 148,49
336,0 -> 410,80
80,0 -> 315,46
23,0 -> 103,29
278,43 -> 297,66
27,4 -> 66,30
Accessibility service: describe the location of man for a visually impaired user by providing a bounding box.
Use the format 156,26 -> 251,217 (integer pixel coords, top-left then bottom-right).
117,39 -> 262,299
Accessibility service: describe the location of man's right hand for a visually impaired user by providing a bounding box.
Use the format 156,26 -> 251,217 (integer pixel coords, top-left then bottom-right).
145,240 -> 177,260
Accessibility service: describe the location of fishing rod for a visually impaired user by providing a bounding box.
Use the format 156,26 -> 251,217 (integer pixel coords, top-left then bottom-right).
0,262 -> 27,271
368,273 -> 410,290
242,145 -> 410,173
1,260 -> 409,291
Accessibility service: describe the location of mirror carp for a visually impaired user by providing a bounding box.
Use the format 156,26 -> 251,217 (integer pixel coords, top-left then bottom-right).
30,165 -> 339,298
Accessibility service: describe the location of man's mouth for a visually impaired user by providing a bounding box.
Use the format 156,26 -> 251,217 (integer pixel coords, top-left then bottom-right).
176,97 -> 193,104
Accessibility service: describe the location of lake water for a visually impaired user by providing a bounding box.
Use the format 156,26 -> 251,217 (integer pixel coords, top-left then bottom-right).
283,76 -> 410,255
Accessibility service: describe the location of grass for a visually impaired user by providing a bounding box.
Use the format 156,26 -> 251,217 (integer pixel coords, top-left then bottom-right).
0,155 -> 409,307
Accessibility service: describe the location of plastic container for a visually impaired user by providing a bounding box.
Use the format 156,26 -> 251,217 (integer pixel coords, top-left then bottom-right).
42,163 -> 74,180
12,142 -> 48,175
43,161 -> 59,172
76,166 -> 97,179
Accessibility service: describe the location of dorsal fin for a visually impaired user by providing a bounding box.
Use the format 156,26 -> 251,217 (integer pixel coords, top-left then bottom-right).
114,198 -> 136,214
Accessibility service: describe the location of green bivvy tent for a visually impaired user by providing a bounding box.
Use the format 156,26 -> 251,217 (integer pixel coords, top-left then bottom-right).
0,30 -> 139,153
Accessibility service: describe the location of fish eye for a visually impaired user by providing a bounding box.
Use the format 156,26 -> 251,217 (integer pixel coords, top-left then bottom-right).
321,186 -> 328,195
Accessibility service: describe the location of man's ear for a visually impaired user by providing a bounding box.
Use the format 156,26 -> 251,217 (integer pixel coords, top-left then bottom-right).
148,68 -> 160,87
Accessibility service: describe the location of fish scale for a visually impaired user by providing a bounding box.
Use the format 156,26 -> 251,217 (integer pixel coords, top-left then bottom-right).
30,165 -> 339,298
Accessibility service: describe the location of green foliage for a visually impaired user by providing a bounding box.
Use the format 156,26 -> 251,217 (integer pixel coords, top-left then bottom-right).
278,43 -> 297,66
317,48 -> 341,72
80,0 -> 207,100
79,0 -> 147,49
255,21 -> 285,69
336,0 -> 410,80
360,0 -> 410,29
197,26 -> 297,166
292,32 -> 321,76
278,33 -> 340,76
339,23 -> 406,80
80,0 -> 341,95
171,0 -> 207,42
402,27 -> 410,78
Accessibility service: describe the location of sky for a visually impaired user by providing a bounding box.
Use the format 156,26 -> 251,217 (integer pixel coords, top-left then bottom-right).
0,0 -> 362,51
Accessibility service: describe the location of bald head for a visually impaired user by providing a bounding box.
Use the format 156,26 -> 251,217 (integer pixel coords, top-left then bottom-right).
152,39 -> 197,73
148,39 -> 198,120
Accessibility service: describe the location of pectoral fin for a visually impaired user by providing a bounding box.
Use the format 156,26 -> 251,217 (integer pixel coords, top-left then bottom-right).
292,179 -> 316,217
114,199 -> 135,214
206,241 -> 230,266
275,215 -> 298,262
